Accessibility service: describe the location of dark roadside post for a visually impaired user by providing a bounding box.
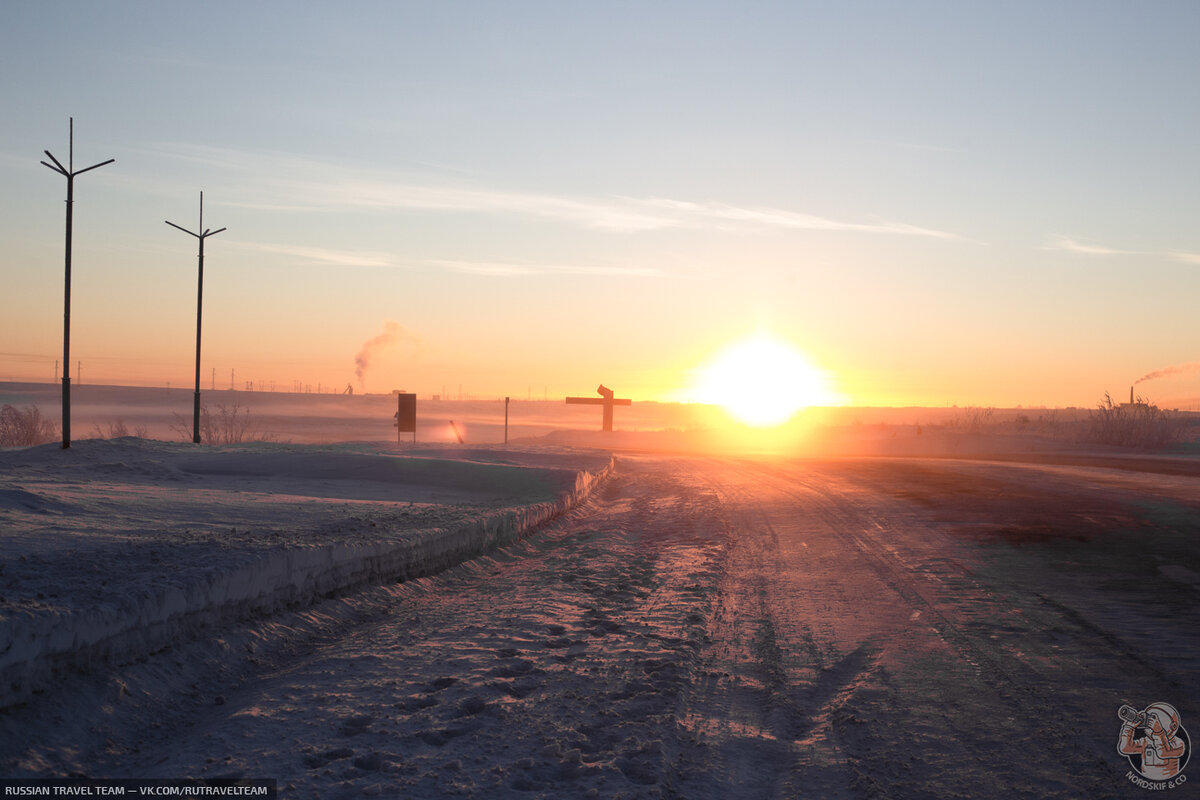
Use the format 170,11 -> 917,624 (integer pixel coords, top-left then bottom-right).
394,393 -> 417,444
505,396 -> 510,444
40,118 -> 114,449
166,192 -> 227,443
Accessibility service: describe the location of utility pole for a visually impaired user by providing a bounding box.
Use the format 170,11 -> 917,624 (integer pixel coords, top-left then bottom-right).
166,192 -> 226,443
41,118 -> 114,448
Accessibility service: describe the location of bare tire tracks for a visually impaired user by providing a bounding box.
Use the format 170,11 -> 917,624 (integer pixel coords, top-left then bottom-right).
670,456 -> 1192,799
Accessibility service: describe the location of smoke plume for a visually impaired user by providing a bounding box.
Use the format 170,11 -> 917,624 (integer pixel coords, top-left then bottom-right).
354,321 -> 418,386
1135,360 -> 1200,384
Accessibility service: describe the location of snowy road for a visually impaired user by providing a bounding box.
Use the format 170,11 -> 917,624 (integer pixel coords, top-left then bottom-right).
7,453 -> 1200,798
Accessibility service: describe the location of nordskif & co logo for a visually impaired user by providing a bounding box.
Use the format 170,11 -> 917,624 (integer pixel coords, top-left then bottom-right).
1118,702 -> 1190,790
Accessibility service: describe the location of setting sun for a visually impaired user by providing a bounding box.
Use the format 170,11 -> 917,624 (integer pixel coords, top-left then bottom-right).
690,334 -> 839,427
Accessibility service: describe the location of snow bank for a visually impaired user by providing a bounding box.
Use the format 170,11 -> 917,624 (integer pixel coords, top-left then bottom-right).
0,441 -> 613,709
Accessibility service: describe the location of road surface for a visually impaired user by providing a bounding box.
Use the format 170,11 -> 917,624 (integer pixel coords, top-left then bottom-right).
7,454 -> 1200,798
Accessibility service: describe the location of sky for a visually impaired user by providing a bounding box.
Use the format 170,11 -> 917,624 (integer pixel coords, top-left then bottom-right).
2,0 -> 1199,409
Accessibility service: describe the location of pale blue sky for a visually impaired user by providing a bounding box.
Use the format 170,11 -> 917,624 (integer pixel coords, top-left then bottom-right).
2,1 -> 1198,406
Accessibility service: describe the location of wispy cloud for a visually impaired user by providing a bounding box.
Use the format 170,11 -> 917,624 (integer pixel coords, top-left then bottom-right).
642,198 -> 964,240
232,241 -> 672,278
1042,235 -> 1140,256
427,258 -> 671,278
148,143 -> 964,239
1168,251 -> 1200,265
234,242 -> 399,268
295,182 -> 680,232
251,181 -> 965,238
1044,236 -> 1200,264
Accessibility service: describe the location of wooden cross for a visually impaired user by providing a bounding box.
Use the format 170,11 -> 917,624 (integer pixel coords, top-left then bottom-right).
565,384 -> 632,432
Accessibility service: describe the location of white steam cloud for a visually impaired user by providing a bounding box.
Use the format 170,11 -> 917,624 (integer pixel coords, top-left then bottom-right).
1135,360 -> 1200,385
354,321 -> 419,386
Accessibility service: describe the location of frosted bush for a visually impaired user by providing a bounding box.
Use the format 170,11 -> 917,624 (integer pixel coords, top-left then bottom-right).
0,404 -> 58,447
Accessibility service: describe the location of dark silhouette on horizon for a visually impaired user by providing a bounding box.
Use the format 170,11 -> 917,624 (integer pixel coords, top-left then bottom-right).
166,191 -> 226,444
40,118 -> 114,449
566,384 -> 632,432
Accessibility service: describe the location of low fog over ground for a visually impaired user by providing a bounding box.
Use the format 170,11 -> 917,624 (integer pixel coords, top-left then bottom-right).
3,382 -> 1198,456
1,383 -> 1198,797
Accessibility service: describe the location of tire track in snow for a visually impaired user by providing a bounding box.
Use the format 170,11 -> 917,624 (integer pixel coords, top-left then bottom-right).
672,460 -> 882,800
719,458 -> 1179,798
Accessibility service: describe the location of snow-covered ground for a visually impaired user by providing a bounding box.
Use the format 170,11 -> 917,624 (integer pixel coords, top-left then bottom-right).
0,438 -> 612,712
2,386 -> 1199,797
5,445 -> 1200,799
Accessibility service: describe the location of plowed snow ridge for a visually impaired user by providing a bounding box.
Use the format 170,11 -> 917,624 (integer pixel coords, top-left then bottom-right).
0,440 -> 613,708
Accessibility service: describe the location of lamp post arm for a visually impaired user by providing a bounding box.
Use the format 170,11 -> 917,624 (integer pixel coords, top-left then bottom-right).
165,220 -> 201,238
75,158 -> 115,176
42,151 -> 68,174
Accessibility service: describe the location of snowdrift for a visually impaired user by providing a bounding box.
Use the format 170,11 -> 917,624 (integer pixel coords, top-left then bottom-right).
0,439 -> 613,709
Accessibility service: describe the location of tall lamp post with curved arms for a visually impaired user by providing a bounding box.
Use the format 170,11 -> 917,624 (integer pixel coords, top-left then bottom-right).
40,118 -> 114,449
166,192 -> 226,444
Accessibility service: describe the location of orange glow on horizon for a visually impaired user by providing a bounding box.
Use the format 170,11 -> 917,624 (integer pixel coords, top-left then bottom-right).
686,333 -> 841,427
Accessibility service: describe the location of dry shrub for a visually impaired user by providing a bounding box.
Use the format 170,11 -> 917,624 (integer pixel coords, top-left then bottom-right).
0,404 -> 59,447
171,403 -> 275,444
88,419 -> 149,439
962,406 -> 995,433
1085,392 -> 1188,449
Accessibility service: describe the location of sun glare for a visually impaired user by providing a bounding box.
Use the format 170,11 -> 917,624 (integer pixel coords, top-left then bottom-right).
691,334 -> 837,427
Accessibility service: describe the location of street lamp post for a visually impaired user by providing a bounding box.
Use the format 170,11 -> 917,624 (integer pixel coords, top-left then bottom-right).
40,118 -> 114,449
166,192 -> 226,444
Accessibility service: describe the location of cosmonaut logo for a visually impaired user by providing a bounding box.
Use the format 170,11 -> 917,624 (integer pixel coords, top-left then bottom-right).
1118,703 -> 1190,790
